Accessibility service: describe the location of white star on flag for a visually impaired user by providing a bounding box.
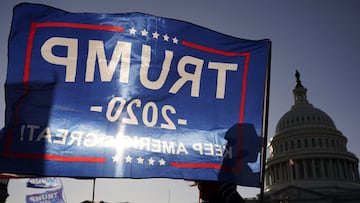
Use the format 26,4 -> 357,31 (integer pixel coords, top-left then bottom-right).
129,27 -> 137,35
148,157 -> 155,165
137,157 -> 144,164
163,34 -> 170,41
159,158 -> 166,166
112,153 -> 122,163
152,31 -> 160,39
172,37 -> 179,44
141,29 -> 148,36
125,155 -> 132,163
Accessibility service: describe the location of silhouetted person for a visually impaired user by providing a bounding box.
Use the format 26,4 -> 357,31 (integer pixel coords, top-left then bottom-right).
194,180 -> 245,203
0,178 -> 9,203
193,123 -> 260,202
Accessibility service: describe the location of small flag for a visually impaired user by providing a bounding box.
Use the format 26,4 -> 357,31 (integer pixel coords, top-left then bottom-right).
27,177 -> 62,188
26,188 -> 65,203
289,159 -> 295,166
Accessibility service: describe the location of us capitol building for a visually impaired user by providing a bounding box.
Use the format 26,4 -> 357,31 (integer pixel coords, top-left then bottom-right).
262,71 -> 360,202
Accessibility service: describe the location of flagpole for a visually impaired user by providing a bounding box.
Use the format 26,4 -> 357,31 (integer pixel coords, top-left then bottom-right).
259,41 -> 272,203
92,178 -> 96,203
289,158 -> 294,184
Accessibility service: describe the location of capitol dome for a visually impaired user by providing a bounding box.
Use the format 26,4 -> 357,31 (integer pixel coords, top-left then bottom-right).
275,71 -> 336,134
276,104 -> 336,133
264,71 -> 360,202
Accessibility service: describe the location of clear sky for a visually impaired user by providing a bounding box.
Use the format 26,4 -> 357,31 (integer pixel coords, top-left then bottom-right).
1,1 -> 360,203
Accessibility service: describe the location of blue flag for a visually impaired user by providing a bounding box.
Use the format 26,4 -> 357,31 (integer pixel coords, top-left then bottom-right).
26,188 -> 64,203
0,3 -> 270,187
27,177 -> 62,188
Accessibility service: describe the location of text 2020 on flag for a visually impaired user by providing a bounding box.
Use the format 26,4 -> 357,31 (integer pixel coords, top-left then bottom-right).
0,3 -> 271,187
